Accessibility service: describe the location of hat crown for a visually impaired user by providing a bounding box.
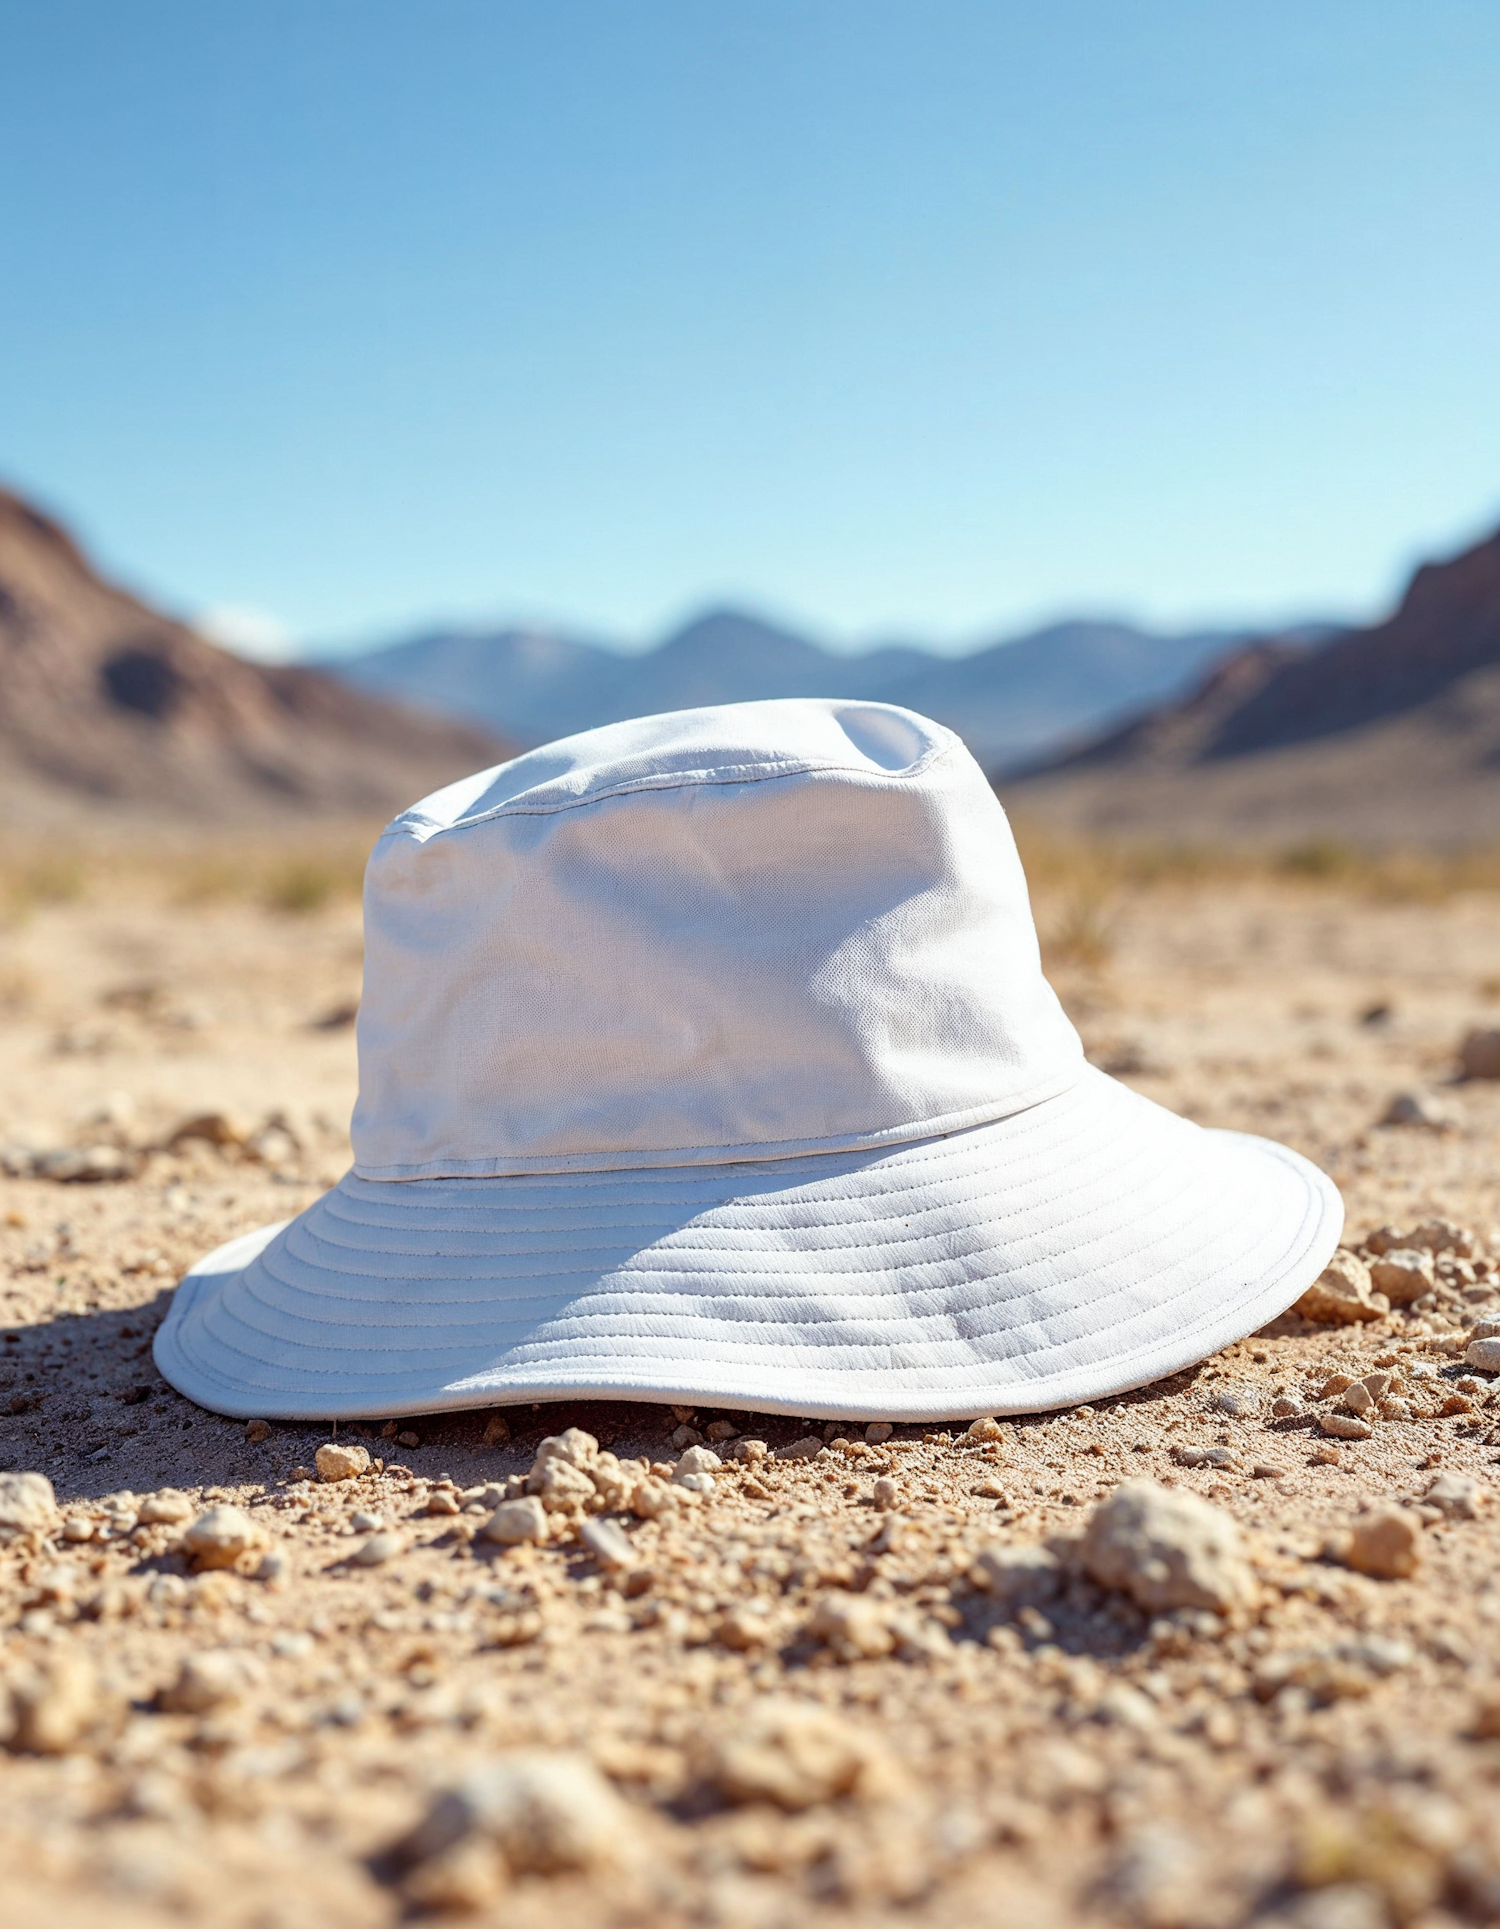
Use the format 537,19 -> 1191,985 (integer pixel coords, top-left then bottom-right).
351,699 -> 1081,1178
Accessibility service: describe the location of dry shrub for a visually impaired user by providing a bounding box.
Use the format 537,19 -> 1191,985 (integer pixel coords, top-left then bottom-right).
0,847 -> 89,918
259,853 -> 366,915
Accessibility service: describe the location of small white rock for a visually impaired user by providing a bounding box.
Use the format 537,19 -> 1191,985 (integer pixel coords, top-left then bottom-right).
182,1505 -> 266,1571
480,1497 -> 550,1545
351,1531 -> 401,1567
674,1444 -> 722,1476
158,1649 -> 259,1714
579,1517 -> 635,1569
315,1442 -> 371,1482
395,1751 -> 628,1874
0,1471 -> 58,1544
138,1489 -> 195,1525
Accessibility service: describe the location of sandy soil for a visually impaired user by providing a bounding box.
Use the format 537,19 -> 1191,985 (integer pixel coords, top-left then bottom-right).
2,868 -> 1500,1929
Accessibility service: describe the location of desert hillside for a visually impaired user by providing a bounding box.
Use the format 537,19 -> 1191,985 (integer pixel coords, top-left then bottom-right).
0,490 -> 506,830
1007,524 -> 1500,847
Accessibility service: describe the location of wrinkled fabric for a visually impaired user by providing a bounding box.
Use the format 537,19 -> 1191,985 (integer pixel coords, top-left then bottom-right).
351,700 -> 1083,1178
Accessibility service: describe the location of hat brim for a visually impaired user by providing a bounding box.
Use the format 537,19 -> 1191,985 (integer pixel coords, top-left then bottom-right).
153,1066 -> 1341,1424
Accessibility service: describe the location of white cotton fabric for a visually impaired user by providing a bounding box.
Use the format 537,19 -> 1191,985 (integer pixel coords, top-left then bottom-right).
349,699 -> 1082,1176
155,698 -> 1343,1422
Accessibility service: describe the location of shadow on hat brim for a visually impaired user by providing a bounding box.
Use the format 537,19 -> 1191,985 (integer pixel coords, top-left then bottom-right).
153,1066 -> 1342,1424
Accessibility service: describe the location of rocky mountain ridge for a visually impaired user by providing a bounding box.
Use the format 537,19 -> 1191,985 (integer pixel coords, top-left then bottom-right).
0,489 -> 506,826
322,608 -> 1287,771
1008,521 -> 1500,847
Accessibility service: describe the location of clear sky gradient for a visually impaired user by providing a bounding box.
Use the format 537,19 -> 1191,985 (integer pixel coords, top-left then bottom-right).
2,2 -> 1498,656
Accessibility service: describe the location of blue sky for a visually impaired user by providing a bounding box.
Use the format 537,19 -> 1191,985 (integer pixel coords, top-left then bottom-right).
2,3 -> 1498,658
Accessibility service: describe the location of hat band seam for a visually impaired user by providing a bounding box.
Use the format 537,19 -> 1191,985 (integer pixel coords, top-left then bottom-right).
390,737 -> 961,841
349,1062 -> 1085,1181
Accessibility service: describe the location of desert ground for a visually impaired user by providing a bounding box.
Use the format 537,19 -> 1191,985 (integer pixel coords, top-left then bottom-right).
2,829 -> 1500,1929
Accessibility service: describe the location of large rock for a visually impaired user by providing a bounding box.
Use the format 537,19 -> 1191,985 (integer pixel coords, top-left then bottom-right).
1081,1481 -> 1257,1614
1295,1251 -> 1388,1325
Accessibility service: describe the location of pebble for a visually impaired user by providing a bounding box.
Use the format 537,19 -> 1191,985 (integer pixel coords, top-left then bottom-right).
393,1750 -> 628,1878
705,1698 -> 896,1810
33,1144 -> 135,1183
1295,1251 -> 1387,1325
1379,1090 -> 1458,1130
1251,1462 -> 1288,1480
244,1419 -> 272,1444
1081,1481 -> 1257,1614
674,1472 -> 716,1496
779,1435 -> 827,1462
138,1489 -> 195,1525
315,1442 -> 370,1482
1458,1026 -> 1500,1079
0,1471 -> 58,1544
1368,1249 -> 1434,1305
350,1510 -> 385,1532
1425,1471 -> 1482,1519
966,1416 -> 1004,1441
166,1110 -> 250,1151
872,1476 -> 900,1510
716,1604 -> 773,1651
182,1505 -> 266,1571
351,1532 -> 401,1567
480,1497 -> 550,1545
807,1592 -> 896,1659
579,1517 -> 635,1569
480,1413 -> 511,1447
674,1445 -> 722,1476
1334,1507 -> 1422,1579
426,1490 -> 462,1516
1465,1337 -> 1500,1372
158,1649 -> 258,1714
864,1423 -> 894,1444
971,1542 -> 1061,1607
730,1439 -> 769,1463
1211,1389 -> 1259,1418
401,1840 -> 506,1912
1319,1413 -> 1373,1440
3,1653 -> 103,1753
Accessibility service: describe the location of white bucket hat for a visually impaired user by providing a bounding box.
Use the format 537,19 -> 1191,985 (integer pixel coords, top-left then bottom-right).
155,699 -> 1342,1423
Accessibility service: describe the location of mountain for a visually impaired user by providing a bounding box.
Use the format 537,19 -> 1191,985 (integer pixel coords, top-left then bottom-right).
324,608 -> 1264,769
1006,524 -> 1500,846
0,488 -> 507,826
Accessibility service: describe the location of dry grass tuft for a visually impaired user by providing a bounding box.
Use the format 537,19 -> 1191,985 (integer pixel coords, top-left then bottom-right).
1008,816 -> 1500,906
